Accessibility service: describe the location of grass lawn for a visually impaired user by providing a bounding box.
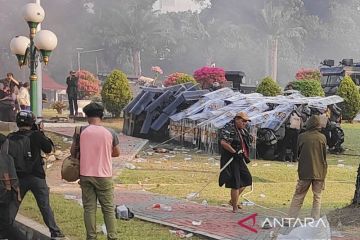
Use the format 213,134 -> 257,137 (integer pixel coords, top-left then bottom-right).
118,123 -> 360,217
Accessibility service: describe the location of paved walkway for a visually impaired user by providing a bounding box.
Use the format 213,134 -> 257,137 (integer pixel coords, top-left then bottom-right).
46,125 -> 359,240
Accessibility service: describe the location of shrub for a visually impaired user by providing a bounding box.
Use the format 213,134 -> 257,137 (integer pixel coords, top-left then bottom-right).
51,101 -> 67,114
256,77 -> 281,96
193,66 -> 227,89
337,75 -> 360,121
295,68 -> 321,81
101,69 -> 133,117
163,72 -> 197,87
292,80 -> 325,97
76,70 -> 100,100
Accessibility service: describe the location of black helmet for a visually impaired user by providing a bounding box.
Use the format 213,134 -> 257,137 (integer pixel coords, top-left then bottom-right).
16,110 -> 36,127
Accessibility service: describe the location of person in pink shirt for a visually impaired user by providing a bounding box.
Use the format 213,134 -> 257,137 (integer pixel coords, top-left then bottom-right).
71,102 -> 120,240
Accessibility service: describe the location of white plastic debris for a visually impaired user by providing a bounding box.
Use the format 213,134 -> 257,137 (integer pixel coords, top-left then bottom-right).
186,192 -> 199,200
259,193 -> 266,198
46,163 -> 53,169
241,201 -> 255,206
101,224 -> 107,235
125,163 -> 136,170
264,163 -> 271,167
277,216 -> 331,240
64,195 -> 77,200
337,164 -> 345,168
192,220 -> 202,226
184,157 -> 192,161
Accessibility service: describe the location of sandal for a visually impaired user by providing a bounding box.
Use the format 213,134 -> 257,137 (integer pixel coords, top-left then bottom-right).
229,200 -> 242,209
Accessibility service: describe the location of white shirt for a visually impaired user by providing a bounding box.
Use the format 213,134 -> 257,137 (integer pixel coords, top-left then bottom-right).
17,87 -> 30,106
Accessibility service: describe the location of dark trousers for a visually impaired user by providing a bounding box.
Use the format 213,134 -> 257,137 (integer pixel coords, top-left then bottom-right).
18,176 -> 62,236
0,191 -> 19,239
68,95 -> 78,116
279,128 -> 299,161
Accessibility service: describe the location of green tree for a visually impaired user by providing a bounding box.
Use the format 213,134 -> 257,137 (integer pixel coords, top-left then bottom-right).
337,75 -> 360,121
101,69 -> 133,117
292,80 -> 324,97
256,76 -> 281,96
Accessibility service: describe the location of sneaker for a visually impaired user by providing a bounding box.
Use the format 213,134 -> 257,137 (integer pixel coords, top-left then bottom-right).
51,232 -> 67,240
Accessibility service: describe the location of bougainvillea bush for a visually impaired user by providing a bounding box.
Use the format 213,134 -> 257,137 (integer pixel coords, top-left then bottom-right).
193,66 -> 227,89
163,72 -> 196,87
76,70 -> 100,100
295,68 -> 321,81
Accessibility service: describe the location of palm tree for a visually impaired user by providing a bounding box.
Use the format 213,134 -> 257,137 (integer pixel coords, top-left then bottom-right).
259,0 -> 307,81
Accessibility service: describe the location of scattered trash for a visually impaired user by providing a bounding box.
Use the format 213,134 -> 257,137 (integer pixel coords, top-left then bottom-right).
192,220 -> 202,226
201,200 -> 208,207
184,157 -> 192,161
186,192 -> 199,200
133,158 -> 147,163
259,193 -> 266,198
251,163 -> 258,167
125,163 -> 136,170
277,216 -> 331,240
337,164 -> 345,168
115,205 -> 134,220
241,201 -> 255,206
169,230 -> 189,238
64,195 -> 77,200
152,203 -> 172,211
154,147 -> 169,153
331,230 -> 344,238
101,224 -> 107,235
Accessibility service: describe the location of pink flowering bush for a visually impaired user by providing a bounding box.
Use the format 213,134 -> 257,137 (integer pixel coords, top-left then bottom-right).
193,66 -> 227,89
76,70 -> 100,100
295,68 -> 321,81
163,72 -> 196,87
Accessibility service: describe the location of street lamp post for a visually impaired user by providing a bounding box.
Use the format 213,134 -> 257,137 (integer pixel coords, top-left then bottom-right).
9,3 -> 57,116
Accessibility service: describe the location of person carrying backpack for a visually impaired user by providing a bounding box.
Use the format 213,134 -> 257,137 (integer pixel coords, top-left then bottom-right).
0,133 -> 21,239
7,111 -> 66,240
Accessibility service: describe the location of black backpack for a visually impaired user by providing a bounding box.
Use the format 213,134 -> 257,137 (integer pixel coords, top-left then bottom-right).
7,131 -> 33,175
0,139 -> 21,204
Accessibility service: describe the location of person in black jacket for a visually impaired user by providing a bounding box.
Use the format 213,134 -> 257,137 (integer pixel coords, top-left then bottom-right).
219,112 -> 253,213
66,70 -> 79,117
8,111 -> 66,240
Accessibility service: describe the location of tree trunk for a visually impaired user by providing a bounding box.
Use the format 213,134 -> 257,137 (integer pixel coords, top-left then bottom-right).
353,164 -> 360,205
132,49 -> 142,77
270,37 -> 278,82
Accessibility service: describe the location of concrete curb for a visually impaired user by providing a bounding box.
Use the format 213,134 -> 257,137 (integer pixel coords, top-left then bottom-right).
12,214 -> 50,240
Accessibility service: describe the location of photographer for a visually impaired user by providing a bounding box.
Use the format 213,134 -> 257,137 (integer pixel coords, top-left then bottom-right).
66,70 -> 79,117
7,111 -> 66,239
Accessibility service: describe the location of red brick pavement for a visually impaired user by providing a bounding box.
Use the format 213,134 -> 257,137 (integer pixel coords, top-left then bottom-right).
48,126 -> 360,240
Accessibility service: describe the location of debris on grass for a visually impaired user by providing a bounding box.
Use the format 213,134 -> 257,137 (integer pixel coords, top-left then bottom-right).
64,194 -> 77,200
125,163 -> 136,170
